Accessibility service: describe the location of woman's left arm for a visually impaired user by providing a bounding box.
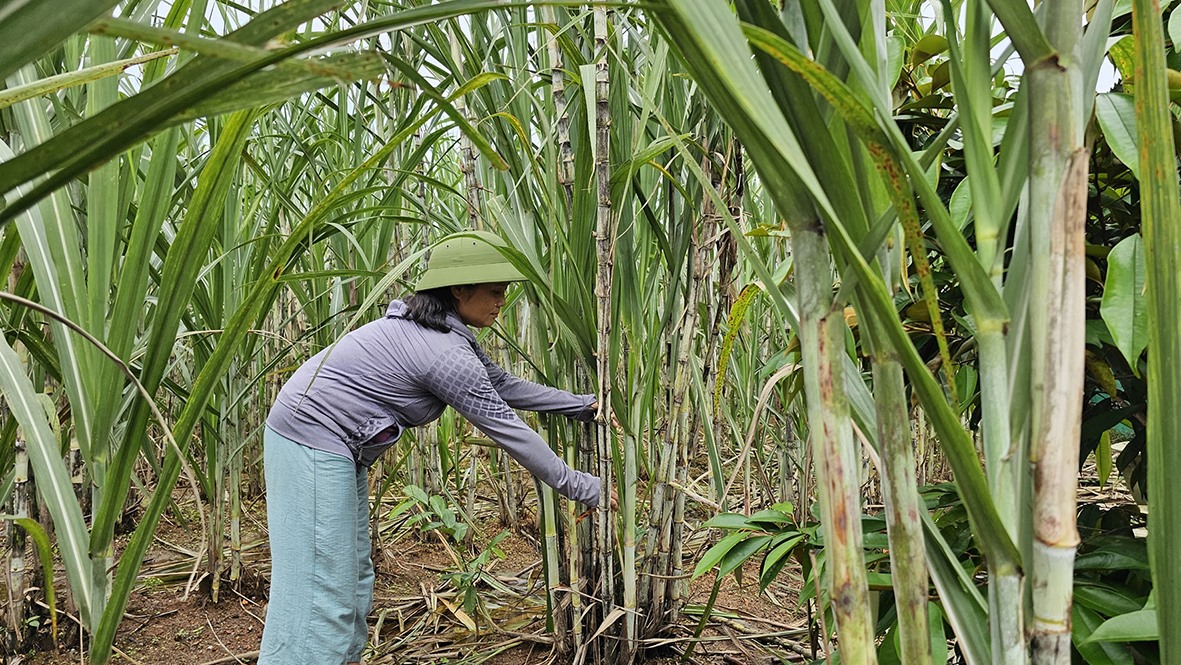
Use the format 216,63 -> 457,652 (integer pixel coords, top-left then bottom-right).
473,346 -> 595,420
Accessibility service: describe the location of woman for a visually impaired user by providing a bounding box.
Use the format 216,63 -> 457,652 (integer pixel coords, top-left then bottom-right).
259,231 -> 603,665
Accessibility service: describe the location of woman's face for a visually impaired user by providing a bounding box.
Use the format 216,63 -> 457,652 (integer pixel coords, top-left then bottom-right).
451,282 -> 509,328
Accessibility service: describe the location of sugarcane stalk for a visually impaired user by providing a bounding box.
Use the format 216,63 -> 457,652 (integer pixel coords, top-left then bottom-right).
793,214 -> 877,665
6,436 -> 29,646
1023,3 -> 1087,659
978,323 -> 1025,665
591,6 -> 618,660
450,22 -> 481,229
541,4 -> 575,217
869,351 -> 931,665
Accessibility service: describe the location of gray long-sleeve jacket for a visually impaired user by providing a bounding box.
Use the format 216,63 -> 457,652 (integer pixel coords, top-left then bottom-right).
266,301 -> 600,506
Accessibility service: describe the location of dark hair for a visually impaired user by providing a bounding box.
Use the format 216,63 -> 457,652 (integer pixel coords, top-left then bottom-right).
405,287 -> 458,332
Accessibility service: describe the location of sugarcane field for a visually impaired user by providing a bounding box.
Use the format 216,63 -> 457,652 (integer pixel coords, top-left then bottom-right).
1,0 -> 1179,664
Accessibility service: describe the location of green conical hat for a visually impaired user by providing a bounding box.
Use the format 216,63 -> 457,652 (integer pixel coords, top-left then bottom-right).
414,230 -> 527,291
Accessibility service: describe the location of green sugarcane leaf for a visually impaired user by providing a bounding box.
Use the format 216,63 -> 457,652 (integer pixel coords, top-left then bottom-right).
1100,234 -> 1148,373
929,601 -> 949,665
983,0 -> 1055,63
0,337 -> 93,626
1133,0 -> 1181,654
0,514 -> 59,640
1085,609 -> 1159,643
0,0 -> 121,82
172,52 -> 388,123
0,0 -> 515,224
1074,604 -> 1136,664
94,75 -> 485,660
924,512 -> 990,665
1095,93 -> 1140,180
0,49 -> 177,111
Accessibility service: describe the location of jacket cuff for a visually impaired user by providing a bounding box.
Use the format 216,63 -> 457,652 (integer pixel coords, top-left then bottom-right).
570,394 -> 598,422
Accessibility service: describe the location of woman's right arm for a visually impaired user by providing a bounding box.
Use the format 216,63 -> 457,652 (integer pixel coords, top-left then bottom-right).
421,347 -> 601,506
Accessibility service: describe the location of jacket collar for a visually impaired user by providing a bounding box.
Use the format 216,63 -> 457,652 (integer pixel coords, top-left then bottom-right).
386,299 -> 475,342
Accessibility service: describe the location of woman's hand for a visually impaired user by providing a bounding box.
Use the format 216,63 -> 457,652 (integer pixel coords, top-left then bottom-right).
590,401 -> 622,432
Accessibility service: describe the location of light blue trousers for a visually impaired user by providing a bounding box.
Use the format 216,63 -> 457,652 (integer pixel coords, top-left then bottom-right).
259,427 -> 373,664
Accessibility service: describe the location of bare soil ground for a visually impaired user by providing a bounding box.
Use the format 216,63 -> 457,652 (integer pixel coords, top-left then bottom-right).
5,492 -> 812,665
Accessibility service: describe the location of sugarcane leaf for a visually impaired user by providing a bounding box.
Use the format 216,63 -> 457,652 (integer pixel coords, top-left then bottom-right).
0,337 -> 93,626
982,0 -> 1055,62
171,52 -> 388,123
928,601 -> 949,664
924,512 -> 990,665
1084,609 -> 1159,643
1100,234 -> 1148,373
0,0 -> 515,224
1095,93 -> 1140,180
0,0 -> 121,82
0,49 -> 177,111
0,514 -> 59,640
1132,0 -> 1181,655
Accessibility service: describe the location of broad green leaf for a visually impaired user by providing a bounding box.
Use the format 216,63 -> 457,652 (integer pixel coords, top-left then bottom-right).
1171,10 -> 1181,55
1095,93 -> 1140,179
1074,604 -> 1136,664
1098,430 -> 1113,487
1085,609 -> 1159,643
1100,234 -> 1148,372
692,532 -> 746,580
1075,548 -> 1151,572
747,509 -> 794,525
950,177 -> 972,230
759,535 -> 805,591
910,34 -> 948,67
1108,35 -> 1136,83
886,34 -> 906,88
1075,582 -> 1145,617
701,512 -> 754,530
719,534 -> 774,579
